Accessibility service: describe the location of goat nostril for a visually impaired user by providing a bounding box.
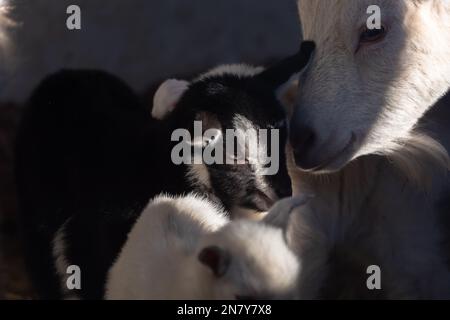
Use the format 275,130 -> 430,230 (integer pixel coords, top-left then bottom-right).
289,125 -> 316,154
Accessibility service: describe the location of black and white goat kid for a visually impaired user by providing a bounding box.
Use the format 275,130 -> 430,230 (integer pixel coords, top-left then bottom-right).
15,42 -> 315,299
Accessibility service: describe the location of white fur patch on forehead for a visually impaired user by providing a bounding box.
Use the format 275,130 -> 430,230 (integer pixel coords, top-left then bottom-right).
297,0 -> 342,36
230,114 -> 259,165
195,64 -> 264,82
231,114 -> 272,193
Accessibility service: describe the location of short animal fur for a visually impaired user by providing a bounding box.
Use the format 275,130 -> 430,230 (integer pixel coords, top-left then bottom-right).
106,194 -> 305,300
288,0 -> 450,299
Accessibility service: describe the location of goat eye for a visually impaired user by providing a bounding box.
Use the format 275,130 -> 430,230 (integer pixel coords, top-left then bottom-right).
359,26 -> 386,44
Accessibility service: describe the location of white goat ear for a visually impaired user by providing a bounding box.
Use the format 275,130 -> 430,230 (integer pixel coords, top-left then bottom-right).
152,79 -> 189,120
263,195 -> 313,231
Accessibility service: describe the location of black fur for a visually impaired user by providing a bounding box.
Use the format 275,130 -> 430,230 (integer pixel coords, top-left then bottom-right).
15,70 -> 173,299
164,73 -> 292,212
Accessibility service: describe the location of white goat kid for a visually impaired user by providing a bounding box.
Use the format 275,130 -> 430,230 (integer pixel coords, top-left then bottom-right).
106,195 -> 307,300
289,0 -> 450,299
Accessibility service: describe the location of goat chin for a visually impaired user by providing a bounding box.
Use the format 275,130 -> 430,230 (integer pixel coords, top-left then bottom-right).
288,130 -> 450,194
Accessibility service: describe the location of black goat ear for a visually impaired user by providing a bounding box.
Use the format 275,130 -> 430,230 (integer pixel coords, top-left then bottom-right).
256,41 -> 315,89
198,246 -> 231,278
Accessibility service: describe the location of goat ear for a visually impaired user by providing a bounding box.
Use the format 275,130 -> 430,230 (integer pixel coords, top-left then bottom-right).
152,79 -> 189,120
263,195 -> 313,232
256,41 -> 315,90
278,78 -> 299,116
198,246 -> 231,278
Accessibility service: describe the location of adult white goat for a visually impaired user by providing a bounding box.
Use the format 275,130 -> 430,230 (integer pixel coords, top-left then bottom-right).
288,0 -> 450,299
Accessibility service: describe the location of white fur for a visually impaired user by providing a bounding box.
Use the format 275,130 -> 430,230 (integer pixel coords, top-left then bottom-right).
195,64 -> 264,82
295,0 -> 450,171
0,1 -> 12,54
231,114 -> 277,200
105,194 -> 300,300
152,79 -> 189,120
288,0 -> 450,299
151,64 -> 264,120
0,0 -> 14,79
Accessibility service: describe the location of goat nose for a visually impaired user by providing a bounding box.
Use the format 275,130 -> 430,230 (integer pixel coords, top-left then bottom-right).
289,122 -> 317,169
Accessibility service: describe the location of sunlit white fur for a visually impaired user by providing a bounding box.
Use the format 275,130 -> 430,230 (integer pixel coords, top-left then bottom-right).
0,2 -> 10,46
195,64 -> 264,82
295,0 -> 450,169
105,194 -> 300,300
288,0 -> 450,299
152,79 -> 189,120
0,1 -> 14,58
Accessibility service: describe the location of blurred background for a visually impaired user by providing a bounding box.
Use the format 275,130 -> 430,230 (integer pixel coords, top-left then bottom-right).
0,0 -> 301,299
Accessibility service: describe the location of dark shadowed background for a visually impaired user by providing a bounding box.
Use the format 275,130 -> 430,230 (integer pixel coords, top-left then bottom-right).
0,0 -> 301,299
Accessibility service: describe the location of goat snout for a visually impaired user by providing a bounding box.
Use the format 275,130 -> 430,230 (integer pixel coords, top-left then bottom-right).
289,112 -> 359,172
289,120 -> 318,170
